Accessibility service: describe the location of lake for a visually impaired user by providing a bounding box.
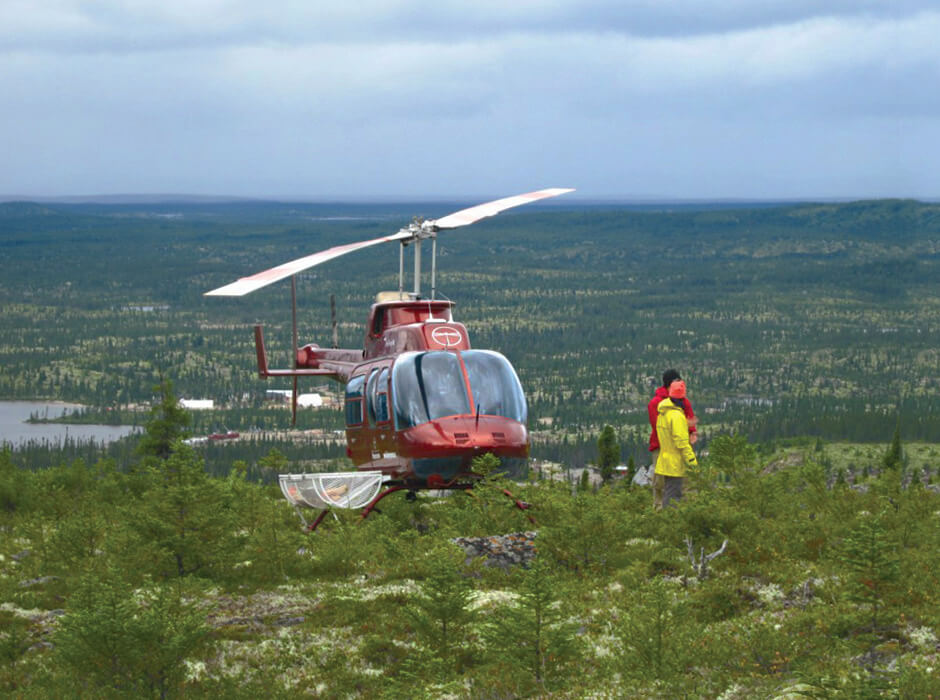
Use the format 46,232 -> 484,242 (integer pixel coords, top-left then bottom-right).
0,401 -> 139,448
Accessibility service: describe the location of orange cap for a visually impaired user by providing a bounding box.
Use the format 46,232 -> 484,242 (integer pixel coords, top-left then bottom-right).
668,380 -> 686,399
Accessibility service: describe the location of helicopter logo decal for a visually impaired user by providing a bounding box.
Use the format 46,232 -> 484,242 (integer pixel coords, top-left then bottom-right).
431,326 -> 462,348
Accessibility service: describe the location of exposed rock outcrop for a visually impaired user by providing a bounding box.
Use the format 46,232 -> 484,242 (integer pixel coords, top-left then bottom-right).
452,531 -> 538,569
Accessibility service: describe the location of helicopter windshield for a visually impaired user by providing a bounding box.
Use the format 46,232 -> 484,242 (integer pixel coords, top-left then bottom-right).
462,350 -> 527,424
392,352 -> 470,429
392,350 -> 526,429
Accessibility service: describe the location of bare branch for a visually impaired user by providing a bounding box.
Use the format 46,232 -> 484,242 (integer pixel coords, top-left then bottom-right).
685,537 -> 730,580
705,539 -> 729,564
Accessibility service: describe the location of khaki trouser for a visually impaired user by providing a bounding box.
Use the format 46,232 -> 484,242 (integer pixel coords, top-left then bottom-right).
651,449 -> 663,510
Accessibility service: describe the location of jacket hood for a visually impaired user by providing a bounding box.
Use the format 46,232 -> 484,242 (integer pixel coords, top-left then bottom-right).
657,397 -> 683,415
654,386 -> 670,399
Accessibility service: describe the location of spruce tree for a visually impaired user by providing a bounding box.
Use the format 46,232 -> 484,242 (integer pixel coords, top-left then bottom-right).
597,425 -> 620,483
578,468 -> 591,492
882,421 -> 903,472
0,611 -> 34,692
137,443 -> 236,579
839,510 -> 900,674
409,542 -> 475,668
482,558 -> 580,691
707,433 -> 756,481
616,576 -> 694,686
137,379 -> 191,462
0,447 -> 30,520
55,567 -> 209,697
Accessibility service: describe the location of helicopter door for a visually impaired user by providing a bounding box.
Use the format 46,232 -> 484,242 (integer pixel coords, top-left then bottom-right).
367,367 -> 394,458
344,375 -> 367,461
365,368 -> 391,459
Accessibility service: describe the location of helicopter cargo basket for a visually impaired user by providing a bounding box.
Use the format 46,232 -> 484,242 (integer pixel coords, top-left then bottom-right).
279,471 -> 386,511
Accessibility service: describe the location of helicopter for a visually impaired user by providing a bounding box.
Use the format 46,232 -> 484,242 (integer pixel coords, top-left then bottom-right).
206,188 -> 574,530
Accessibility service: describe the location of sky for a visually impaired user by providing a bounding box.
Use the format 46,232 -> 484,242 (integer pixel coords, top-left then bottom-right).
1,1 -> 938,200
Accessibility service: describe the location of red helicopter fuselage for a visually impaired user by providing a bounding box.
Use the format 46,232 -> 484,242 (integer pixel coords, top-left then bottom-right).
207,187 -> 572,527
256,296 -> 529,485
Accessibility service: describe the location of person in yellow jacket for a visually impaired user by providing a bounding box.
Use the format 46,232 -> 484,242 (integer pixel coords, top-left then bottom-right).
654,380 -> 698,508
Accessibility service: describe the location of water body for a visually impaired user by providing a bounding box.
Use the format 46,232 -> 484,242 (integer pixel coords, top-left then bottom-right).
0,401 -> 139,448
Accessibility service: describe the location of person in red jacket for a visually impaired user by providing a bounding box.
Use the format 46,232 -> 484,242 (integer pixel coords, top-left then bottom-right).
647,369 -> 697,510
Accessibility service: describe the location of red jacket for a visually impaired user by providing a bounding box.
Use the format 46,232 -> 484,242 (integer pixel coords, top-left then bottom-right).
648,386 -> 696,451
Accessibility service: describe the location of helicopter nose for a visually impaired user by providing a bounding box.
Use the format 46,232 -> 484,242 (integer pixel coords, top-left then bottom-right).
450,430 -> 507,448
441,416 -> 527,452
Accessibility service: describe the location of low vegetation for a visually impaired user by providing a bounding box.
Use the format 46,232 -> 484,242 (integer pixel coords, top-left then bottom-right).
1,395 -> 937,698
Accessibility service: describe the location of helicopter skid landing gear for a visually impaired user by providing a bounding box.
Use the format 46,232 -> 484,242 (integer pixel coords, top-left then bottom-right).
300,482 -> 535,532
501,488 -> 535,525
304,508 -> 330,533
463,487 -> 536,525
359,485 -> 408,522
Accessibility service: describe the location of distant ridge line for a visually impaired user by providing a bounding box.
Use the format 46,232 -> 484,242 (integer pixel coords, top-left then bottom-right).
0,194 -> 261,205
1,194 -> 937,206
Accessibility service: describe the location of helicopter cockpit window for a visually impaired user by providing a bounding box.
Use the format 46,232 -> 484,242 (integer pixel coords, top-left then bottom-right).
345,375 -> 365,427
392,352 -> 470,429
462,350 -> 527,424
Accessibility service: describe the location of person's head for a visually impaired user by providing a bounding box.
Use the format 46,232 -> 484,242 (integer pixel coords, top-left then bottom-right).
668,380 -> 686,400
662,369 -> 681,388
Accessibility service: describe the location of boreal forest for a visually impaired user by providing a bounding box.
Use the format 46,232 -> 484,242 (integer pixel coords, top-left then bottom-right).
0,199 -> 938,698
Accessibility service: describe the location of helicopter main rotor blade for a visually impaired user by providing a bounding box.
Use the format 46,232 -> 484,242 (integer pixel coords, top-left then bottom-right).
205,229 -> 412,297
431,187 -> 574,229
204,187 -> 574,297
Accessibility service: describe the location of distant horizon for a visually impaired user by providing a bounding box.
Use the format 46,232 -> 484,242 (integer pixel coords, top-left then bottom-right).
2,192 -> 937,206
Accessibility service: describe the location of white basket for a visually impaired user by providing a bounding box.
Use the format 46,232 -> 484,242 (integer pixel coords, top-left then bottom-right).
279,471 -> 387,510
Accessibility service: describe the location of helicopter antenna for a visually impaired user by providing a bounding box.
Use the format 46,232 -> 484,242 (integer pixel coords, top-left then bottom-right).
330,294 -> 338,349
398,242 -> 405,296
430,233 -> 438,300
413,227 -> 422,297
290,276 -> 299,425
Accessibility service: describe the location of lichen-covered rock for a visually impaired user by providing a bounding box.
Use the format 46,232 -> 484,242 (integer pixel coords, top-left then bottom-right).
208,589 -> 317,631
452,531 -> 538,569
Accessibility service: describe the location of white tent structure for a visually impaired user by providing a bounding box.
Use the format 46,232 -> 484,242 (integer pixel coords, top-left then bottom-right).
180,399 -> 214,410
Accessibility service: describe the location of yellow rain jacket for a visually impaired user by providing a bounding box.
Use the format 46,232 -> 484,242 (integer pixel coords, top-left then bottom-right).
655,398 -> 698,477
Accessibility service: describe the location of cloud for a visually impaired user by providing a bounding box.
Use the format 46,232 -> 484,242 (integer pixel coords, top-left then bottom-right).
2,1 -> 937,53
0,1 -> 936,198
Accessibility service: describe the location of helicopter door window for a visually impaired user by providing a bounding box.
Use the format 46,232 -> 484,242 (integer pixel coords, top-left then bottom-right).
345,375 -> 366,427
366,368 -> 387,425
365,369 -> 377,424
374,368 -> 390,424
392,352 -> 470,429
462,350 -> 527,424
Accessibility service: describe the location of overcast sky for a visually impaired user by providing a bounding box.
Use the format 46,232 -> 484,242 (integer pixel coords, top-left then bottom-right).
1,1 -> 937,200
